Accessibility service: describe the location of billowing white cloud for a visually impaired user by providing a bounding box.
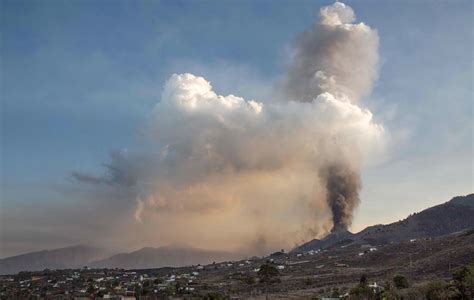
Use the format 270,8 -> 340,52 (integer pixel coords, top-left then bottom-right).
71,2 -> 385,254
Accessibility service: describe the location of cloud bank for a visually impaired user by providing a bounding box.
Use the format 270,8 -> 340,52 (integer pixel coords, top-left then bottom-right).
72,2 -> 385,254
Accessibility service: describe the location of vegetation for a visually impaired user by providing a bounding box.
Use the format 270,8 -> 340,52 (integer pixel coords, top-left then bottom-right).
393,274 -> 410,289
451,265 -> 474,298
422,279 -> 452,300
257,264 -> 280,284
203,292 -> 227,300
382,265 -> 473,300
349,274 -> 375,299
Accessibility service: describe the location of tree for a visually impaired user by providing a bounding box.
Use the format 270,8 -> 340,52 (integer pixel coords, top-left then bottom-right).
452,265 -> 474,299
258,264 -> 280,300
153,278 -> 163,284
360,274 -> 368,287
423,279 -> 452,300
244,274 -> 256,285
393,274 -> 409,289
349,274 -> 374,299
257,264 -> 280,284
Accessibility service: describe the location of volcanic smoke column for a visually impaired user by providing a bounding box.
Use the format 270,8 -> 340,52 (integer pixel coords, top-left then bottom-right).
72,1 -> 385,252
284,2 -> 379,232
320,163 -> 361,232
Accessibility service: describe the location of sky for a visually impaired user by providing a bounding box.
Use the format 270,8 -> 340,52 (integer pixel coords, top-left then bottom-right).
1,0 -> 473,258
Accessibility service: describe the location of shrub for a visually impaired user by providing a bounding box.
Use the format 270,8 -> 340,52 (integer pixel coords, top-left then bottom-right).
393,274 -> 409,289
452,265 -> 474,299
349,275 -> 374,299
204,292 -> 226,300
331,287 -> 340,298
423,279 -> 453,300
153,278 -> 163,284
349,285 -> 374,298
244,274 -> 256,285
257,264 -> 279,283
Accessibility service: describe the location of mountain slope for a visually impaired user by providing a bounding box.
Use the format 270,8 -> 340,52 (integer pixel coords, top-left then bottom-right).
91,246 -> 238,269
357,193 -> 474,243
293,194 -> 474,252
0,245 -> 110,275
292,230 -> 355,253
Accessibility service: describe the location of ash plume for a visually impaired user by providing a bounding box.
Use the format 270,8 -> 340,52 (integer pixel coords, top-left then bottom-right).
321,164 -> 361,232
71,2 -> 385,253
283,1 -> 379,104
283,1 -> 379,231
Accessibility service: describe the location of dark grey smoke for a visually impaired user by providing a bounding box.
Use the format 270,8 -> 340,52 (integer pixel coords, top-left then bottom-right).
72,151 -> 139,187
282,2 -> 378,233
65,2 -> 382,252
321,163 -> 361,232
283,2 -> 378,104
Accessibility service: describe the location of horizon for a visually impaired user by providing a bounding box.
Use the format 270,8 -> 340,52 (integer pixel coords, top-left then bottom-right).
1,0 -> 473,259
2,193 -> 472,260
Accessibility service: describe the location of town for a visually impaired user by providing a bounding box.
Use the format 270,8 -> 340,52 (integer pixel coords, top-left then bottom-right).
1,230 -> 473,299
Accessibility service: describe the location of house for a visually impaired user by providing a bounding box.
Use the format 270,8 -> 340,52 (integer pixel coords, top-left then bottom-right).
369,282 -> 383,293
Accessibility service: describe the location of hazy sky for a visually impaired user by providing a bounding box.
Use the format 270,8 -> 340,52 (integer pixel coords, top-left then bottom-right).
1,0 -> 472,258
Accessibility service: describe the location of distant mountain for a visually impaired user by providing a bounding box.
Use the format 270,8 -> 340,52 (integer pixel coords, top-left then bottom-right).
91,245 -> 239,269
0,245 -> 110,275
292,194 -> 474,253
3,194 -> 473,274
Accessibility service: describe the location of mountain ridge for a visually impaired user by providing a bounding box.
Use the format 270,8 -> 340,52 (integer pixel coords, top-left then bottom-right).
0,245 -> 111,275
2,193 -> 473,274
91,245 -> 239,270
291,193 -> 474,253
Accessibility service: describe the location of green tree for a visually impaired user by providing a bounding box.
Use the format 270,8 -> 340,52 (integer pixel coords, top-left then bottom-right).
258,264 -> 280,300
349,274 -> 374,299
153,278 -> 163,284
257,264 -> 280,284
452,265 -> 474,299
360,274 -> 368,287
393,274 -> 409,289
423,279 -> 452,300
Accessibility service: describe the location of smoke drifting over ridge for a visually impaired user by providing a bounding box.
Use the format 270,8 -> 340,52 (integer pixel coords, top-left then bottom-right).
73,2 -> 384,253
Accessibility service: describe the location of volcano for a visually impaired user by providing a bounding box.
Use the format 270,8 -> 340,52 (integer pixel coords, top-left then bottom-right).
291,194 -> 474,253
291,229 -> 355,253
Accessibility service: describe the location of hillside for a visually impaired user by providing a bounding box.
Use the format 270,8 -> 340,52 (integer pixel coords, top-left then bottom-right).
91,246 -> 239,269
0,245 -> 110,275
293,193 -> 474,252
2,194 -> 472,274
292,229 -> 355,253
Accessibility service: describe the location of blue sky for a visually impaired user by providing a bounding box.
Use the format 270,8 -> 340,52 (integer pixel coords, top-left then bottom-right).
1,0 -> 473,256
